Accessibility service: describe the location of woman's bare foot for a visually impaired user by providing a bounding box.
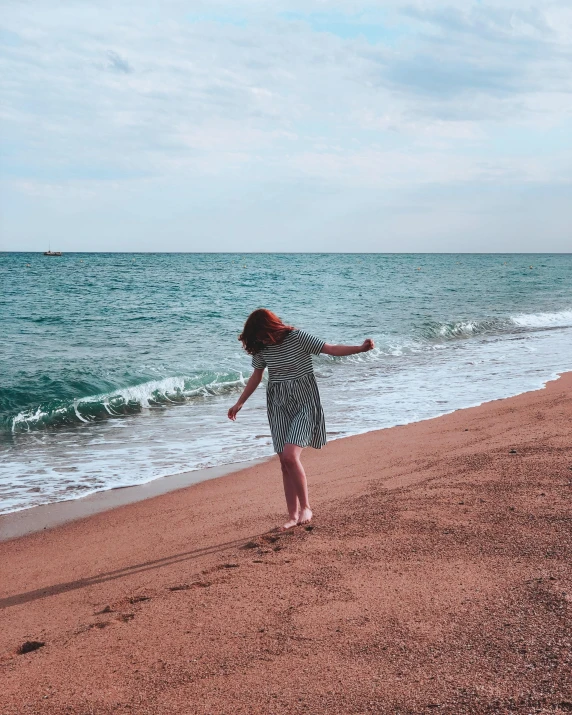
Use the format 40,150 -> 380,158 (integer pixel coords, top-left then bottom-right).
281,516 -> 299,531
297,507 -> 313,525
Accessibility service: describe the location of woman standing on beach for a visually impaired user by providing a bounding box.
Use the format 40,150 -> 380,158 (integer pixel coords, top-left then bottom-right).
228,309 -> 374,530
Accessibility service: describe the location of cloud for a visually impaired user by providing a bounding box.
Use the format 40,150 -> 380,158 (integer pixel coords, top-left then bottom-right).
0,0 -> 570,250
106,50 -> 132,73
381,55 -> 522,98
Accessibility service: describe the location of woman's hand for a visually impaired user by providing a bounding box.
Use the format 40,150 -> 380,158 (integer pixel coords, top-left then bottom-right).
227,402 -> 243,421
227,368 -> 264,421
321,340 -> 375,357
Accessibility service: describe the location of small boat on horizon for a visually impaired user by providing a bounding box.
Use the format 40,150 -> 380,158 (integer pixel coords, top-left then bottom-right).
43,250 -> 63,256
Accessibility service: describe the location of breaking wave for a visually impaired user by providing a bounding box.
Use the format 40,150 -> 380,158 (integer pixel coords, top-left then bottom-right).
418,309 -> 572,341
3,308 -> 571,435
6,372 -> 247,434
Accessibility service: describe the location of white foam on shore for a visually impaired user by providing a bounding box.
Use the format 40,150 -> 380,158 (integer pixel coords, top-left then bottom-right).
2,320 -> 572,516
511,309 -> 572,328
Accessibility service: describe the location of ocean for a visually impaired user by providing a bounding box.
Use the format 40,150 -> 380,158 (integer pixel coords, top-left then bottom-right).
1,252 -> 571,515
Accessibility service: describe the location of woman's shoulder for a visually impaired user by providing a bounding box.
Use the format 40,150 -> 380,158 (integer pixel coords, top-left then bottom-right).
291,328 -> 311,341
289,328 -> 317,343
279,328 -> 298,342
266,329 -> 297,351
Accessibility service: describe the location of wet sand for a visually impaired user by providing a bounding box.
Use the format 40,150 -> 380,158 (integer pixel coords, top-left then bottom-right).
1,375 -> 571,714
0,459 -> 268,542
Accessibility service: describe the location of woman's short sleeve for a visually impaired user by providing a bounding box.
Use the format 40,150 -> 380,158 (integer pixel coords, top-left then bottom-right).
251,352 -> 266,370
297,330 -> 325,356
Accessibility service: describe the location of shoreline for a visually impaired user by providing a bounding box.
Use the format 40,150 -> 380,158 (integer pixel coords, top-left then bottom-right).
0,459 -> 268,543
1,371 -> 571,713
0,371 -> 565,543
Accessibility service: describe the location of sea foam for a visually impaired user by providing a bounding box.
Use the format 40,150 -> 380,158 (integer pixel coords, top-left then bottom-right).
2,252 -> 571,514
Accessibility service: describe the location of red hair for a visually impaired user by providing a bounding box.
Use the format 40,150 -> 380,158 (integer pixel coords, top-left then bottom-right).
239,309 -> 294,355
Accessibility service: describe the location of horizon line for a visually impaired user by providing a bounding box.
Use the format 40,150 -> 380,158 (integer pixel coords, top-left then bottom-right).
2,251 -> 572,256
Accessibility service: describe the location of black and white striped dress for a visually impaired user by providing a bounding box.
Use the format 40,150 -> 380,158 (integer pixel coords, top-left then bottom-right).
251,330 -> 327,454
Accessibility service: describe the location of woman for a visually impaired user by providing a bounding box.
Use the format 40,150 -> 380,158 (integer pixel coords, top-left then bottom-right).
228,309 -> 374,530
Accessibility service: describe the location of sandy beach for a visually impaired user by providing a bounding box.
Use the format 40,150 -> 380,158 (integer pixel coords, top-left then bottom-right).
1,375 -> 571,714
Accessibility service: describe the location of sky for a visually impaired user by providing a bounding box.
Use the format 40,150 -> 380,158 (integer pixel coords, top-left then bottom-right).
0,0 -> 571,252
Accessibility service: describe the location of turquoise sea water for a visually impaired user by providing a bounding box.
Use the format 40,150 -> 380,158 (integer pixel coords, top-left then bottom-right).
1,252 -> 572,514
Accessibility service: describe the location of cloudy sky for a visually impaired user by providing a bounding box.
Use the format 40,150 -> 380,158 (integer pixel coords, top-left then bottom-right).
1,1 -> 571,252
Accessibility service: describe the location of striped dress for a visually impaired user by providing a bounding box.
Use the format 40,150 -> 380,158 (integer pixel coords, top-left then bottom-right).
251,330 -> 327,454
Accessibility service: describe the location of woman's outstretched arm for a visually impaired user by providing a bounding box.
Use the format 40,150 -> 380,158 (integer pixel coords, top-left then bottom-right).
228,368 -> 265,420
321,339 -> 374,357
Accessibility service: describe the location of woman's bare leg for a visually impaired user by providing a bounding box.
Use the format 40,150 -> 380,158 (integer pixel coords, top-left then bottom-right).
279,443 -> 312,527
279,458 -> 299,529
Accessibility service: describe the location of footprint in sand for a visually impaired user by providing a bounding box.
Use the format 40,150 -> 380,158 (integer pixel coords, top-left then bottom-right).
242,541 -> 259,550
129,595 -> 151,604
17,641 -> 44,655
89,622 -> 111,630
95,605 -> 113,615
168,581 -> 211,591
117,613 -> 135,623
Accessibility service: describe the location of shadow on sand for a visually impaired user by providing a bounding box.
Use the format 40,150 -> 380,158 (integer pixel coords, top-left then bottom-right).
0,533 -> 272,610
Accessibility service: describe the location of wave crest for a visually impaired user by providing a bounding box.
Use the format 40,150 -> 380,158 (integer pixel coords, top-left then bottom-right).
419,308 -> 572,342
9,372 -> 246,433
5,308 -> 571,434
